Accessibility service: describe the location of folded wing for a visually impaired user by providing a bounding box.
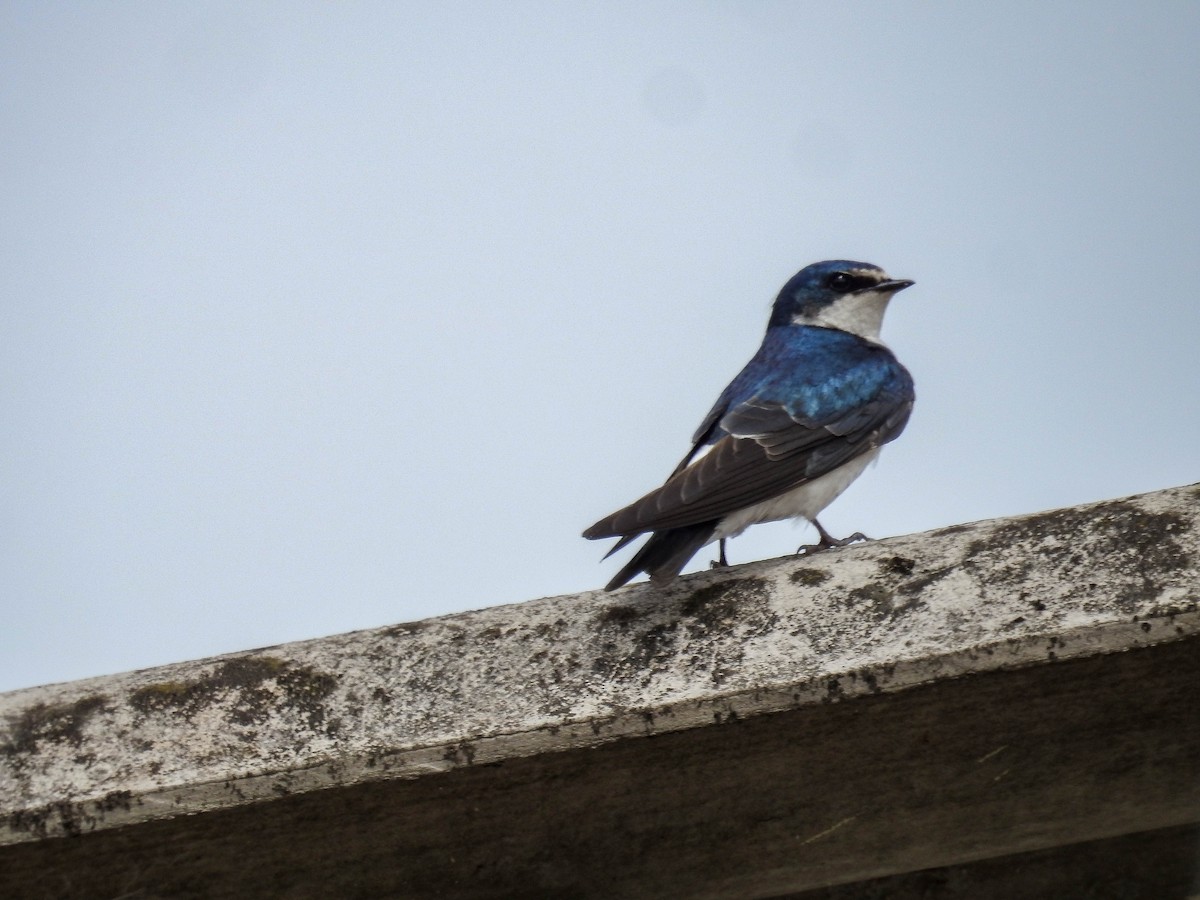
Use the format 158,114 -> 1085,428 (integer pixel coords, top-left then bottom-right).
584,346 -> 913,540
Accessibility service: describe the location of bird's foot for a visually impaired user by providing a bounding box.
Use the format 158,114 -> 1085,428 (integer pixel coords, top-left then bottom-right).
796,521 -> 870,556
708,538 -> 730,569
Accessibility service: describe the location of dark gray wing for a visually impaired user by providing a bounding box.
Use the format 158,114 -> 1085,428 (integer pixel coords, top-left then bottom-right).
584,371 -> 912,539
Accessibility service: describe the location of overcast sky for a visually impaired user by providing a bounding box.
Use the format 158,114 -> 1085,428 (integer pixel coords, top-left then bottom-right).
3,2 -> 1199,692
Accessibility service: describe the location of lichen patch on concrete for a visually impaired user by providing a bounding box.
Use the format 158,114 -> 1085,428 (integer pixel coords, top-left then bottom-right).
128,656 -> 338,733
1,695 -> 108,759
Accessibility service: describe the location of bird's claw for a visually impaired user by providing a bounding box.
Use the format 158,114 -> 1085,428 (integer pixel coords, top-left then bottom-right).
796,529 -> 869,556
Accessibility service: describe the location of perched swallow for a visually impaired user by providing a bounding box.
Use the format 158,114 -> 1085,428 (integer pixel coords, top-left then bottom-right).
584,260 -> 914,591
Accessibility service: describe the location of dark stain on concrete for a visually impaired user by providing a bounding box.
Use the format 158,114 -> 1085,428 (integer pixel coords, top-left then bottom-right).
848,584 -> 895,619
844,578 -> 926,621
790,567 -> 832,587
7,800 -> 85,839
380,621 -> 433,639
896,565 -> 957,596
628,622 -> 682,670
597,605 -> 641,627
930,522 -> 976,539
442,742 -> 476,767
1,695 -> 108,759
824,677 -> 845,702
680,577 -> 769,621
95,790 -> 134,815
855,669 -> 884,694
129,656 -> 337,732
881,556 -> 916,577
588,578 -> 778,689
5,790 -> 136,841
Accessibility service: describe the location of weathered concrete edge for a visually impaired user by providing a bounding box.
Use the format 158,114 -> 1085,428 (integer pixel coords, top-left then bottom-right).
23,610 -> 1198,846
3,483 -> 1199,844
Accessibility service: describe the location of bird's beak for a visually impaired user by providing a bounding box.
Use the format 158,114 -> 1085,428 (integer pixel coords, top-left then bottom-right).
875,278 -> 914,294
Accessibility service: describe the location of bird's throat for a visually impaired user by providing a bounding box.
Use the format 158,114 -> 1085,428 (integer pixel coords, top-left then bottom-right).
791,291 -> 893,342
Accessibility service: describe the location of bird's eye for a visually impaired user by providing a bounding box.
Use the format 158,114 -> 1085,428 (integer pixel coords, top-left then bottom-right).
828,272 -> 854,291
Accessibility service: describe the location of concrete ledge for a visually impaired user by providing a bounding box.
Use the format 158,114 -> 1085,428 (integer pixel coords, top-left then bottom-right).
2,484 -> 1199,897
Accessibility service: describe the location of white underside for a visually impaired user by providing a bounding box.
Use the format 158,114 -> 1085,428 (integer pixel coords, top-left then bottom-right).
710,448 -> 880,542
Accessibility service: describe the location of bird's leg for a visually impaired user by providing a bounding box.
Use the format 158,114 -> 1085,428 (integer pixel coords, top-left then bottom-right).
709,538 -> 730,569
796,519 -> 869,556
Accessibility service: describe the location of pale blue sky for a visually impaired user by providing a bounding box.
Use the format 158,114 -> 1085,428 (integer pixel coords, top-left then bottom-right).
3,2 -> 1199,691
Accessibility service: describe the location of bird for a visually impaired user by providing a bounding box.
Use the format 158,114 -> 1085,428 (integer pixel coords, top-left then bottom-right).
583,259 -> 915,591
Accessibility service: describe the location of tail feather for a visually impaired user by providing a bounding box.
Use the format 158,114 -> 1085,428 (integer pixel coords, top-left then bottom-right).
603,522 -> 717,591
601,533 -> 638,560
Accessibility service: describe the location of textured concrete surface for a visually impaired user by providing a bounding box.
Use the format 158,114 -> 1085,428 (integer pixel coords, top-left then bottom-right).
1,484 -> 1199,897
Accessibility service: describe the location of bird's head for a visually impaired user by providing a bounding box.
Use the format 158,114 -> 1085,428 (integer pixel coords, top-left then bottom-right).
769,260 -> 914,340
